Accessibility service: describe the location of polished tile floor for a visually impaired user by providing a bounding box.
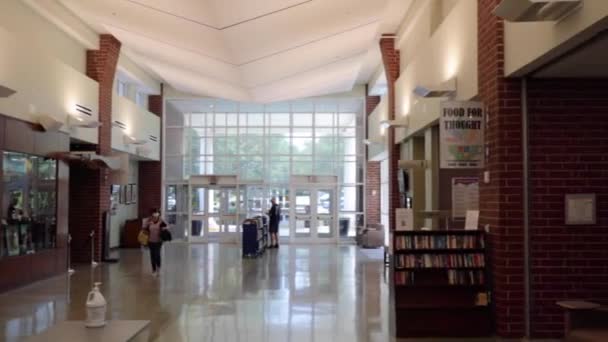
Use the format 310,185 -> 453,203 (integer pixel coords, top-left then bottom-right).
0,244 -> 396,342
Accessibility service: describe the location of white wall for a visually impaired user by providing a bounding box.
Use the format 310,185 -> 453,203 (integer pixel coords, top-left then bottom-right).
368,95 -> 388,161
110,158 -> 139,248
392,0 -> 478,142
0,26 -> 99,144
112,94 -> 161,161
505,0 -> 608,76
0,0 -> 90,72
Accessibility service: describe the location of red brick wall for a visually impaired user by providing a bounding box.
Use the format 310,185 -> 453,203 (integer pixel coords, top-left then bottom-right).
138,93 -> 163,217
366,88 -> 381,225
70,35 -> 121,262
379,35 -> 401,231
366,162 -> 381,224
477,0 -> 526,338
366,95 -> 380,116
527,78 -> 608,338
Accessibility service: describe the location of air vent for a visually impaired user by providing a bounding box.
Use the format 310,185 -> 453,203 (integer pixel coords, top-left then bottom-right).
112,120 -> 127,129
75,104 -> 92,116
149,135 -> 158,142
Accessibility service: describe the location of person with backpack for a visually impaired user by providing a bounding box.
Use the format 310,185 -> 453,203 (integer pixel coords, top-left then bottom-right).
142,208 -> 170,276
267,197 -> 281,248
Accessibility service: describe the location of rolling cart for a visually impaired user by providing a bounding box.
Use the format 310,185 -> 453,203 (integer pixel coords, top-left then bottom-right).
242,216 -> 268,258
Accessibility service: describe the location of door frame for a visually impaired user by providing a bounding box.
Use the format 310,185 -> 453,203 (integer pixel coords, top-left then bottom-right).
289,175 -> 338,244
187,175 -> 240,244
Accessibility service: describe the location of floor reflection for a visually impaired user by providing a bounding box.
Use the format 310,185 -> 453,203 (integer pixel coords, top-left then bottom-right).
0,244 -> 391,342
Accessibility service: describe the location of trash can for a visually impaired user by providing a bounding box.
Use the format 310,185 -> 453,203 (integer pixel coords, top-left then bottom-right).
339,218 -> 350,237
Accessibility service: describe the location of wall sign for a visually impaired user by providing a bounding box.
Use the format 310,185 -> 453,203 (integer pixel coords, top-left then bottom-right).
395,208 -> 414,231
440,101 -> 485,168
452,177 -> 479,219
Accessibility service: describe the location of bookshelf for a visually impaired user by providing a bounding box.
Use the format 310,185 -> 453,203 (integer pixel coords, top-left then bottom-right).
392,230 -> 491,337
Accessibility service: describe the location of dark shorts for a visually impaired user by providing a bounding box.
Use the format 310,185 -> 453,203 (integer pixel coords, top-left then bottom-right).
269,223 -> 279,233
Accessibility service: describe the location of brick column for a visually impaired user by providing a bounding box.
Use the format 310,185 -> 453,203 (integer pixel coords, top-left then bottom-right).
379,35 -> 401,232
139,88 -> 163,217
478,0 -> 525,338
366,87 -> 381,224
69,35 -> 121,263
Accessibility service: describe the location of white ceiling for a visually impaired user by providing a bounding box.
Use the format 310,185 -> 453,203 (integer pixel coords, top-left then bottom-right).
58,0 -> 413,103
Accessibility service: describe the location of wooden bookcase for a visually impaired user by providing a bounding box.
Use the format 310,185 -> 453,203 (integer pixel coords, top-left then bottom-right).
392,230 -> 492,337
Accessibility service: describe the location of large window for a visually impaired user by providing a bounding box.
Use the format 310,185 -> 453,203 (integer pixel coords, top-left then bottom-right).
165,99 -> 365,237
1,152 -> 57,258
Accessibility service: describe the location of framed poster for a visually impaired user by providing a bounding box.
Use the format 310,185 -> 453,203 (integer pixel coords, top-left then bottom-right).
122,185 -> 129,205
125,185 -> 133,205
117,185 -> 124,204
129,184 -> 137,204
440,101 -> 485,168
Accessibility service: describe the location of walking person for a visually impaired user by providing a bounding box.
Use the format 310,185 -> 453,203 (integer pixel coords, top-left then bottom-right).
143,209 -> 167,276
267,197 -> 281,248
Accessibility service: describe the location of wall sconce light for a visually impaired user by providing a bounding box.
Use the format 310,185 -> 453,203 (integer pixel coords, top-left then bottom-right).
493,0 -> 582,22
136,146 -> 151,156
413,78 -> 457,98
67,115 -> 102,128
364,139 -> 383,145
380,116 -> 409,129
123,135 -> 147,145
37,114 -> 63,132
0,85 -> 17,98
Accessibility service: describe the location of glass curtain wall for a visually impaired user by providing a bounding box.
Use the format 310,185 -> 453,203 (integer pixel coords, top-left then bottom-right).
165,98 -> 365,238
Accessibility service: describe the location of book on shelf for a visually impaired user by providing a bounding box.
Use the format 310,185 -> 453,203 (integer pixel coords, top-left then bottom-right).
395,253 -> 485,269
395,270 -> 485,286
394,235 -> 484,250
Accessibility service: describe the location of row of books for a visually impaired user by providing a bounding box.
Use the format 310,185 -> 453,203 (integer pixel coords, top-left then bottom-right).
394,253 -> 485,269
394,270 -> 485,286
395,235 -> 484,250
448,270 -> 485,285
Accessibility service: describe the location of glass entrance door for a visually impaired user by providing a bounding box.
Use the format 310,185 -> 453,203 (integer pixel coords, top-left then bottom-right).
190,186 -> 206,241
189,185 -> 239,243
291,187 -> 337,243
316,189 -> 335,239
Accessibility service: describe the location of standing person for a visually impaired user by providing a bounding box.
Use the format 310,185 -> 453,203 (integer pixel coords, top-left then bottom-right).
267,197 -> 281,248
143,209 -> 167,276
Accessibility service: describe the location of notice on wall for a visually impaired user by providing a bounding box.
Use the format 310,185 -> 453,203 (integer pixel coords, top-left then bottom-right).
452,177 -> 479,219
395,208 -> 414,231
440,101 -> 485,168
465,210 -> 480,230
565,194 -> 596,225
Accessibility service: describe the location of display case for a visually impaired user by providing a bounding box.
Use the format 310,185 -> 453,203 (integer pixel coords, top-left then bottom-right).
1,151 -> 57,259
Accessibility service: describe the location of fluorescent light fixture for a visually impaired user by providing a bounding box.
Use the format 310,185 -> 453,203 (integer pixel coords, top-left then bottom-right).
37,114 -> 63,132
413,78 -> 457,98
0,85 -> 17,98
493,0 -> 582,22
67,115 -> 102,128
379,117 -> 409,129
123,135 -> 147,145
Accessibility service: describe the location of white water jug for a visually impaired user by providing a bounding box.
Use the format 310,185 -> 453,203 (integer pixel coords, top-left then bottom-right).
85,282 -> 107,328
